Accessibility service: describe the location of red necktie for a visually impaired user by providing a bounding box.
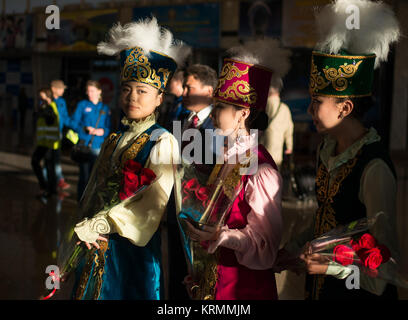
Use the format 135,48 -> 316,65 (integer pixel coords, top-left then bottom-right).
182,115 -> 199,150
190,115 -> 199,128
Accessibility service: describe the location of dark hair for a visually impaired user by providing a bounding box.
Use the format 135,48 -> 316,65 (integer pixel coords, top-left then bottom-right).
184,64 -> 218,90
172,68 -> 185,82
38,87 -> 53,100
335,96 -> 374,121
214,102 -> 269,131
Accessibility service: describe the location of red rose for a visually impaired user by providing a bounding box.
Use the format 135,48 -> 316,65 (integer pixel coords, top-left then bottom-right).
333,245 -> 355,266
123,159 -> 142,174
119,191 -> 129,201
195,186 -> 209,202
377,244 -> 391,263
357,247 -> 383,270
358,233 -> 377,249
350,239 -> 361,252
183,178 -> 199,194
140,167 -> 156,186
120,171 -> 140,200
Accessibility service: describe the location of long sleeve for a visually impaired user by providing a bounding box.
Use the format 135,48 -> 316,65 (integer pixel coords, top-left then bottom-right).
208,163 -> 283,270
101,106 -> 111,140
106,131 -> 178,246
325,158 -> 399,295
68,101 -> 85,133
283,103 -> 294,151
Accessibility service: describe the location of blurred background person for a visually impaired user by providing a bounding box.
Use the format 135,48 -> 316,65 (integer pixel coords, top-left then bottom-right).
31,87 -> 60,203
167,63 -> 218,300
159,68 -> 190,131
68,80 -> 111,201
181,64 -> 217,132
50,80 -> 71,191
261,79 -> 294,170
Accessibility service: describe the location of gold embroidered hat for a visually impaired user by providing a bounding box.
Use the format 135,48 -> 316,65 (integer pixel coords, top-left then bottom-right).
310,0 -> 400,97
97,17 -> 191,91
214,38 -> 291,111
310,50 -> 375,97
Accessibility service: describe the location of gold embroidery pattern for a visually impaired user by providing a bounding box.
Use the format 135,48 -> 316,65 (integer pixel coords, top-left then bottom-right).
216,62 -> 250,92
191,245 -> 219,300
311,155 -> 359,299
120,133 -> 151,168
121,47 -> 170,89
74,241 -> 109,300
323,60 -> 363,92
93,241 -> 109,300
98,133 -> 122,180
74,248 -> 97,300
310,59 -> 330,92
217,80 -> 257,105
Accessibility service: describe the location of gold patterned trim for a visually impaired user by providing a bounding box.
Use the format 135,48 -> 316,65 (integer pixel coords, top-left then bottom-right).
310,59 -> 330,92
74,248 -> 97,300
312,51 -> 376,60
213,97 -> 251,109
217,80 -> 258,105
311,154 -> 360,299
120,133 -> 151,168
121,47 -> 171,90
309,91 -> 372,98
216,62 -> 249,91
323,60 -> 362,92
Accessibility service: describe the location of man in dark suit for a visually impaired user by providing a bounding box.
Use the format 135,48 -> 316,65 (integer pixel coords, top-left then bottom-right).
167,64 -> 219,299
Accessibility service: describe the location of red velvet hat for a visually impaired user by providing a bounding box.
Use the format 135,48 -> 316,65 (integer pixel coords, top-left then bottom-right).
214,58 -> 273,111
213,38 -> 290,111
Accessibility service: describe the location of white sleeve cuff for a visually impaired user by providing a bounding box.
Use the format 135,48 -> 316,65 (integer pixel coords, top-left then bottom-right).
325,261 -> 353,279
74,212 -> 111,243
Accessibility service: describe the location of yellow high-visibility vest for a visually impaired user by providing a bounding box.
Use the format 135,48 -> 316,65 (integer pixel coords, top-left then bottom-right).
36,101 -> 60,150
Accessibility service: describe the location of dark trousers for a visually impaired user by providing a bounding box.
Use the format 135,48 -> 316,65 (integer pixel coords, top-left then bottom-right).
166,191 -> 190,300
31,146 -> 58,194
77,148 -> 99,201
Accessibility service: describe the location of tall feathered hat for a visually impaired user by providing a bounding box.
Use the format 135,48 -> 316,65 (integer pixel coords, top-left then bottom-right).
213,38 -> 291,111
310,0 -> 400,97
97,17 -> 191,91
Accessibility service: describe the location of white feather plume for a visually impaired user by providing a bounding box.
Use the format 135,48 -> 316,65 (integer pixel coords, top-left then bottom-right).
97,17 -> 191,67
227,38 -> 292,84
314,0 -> 400,68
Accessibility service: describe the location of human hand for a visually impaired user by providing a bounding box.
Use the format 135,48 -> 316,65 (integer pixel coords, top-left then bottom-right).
182,274 -> 197,299
185,220 -> 220,242
93,128 -> 104,136
300,243 -> 330,275
76,235 -> 108,250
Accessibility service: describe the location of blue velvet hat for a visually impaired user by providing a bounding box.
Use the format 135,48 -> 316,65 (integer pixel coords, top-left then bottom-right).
98,17 -> 190,91
119,47 -> 178,91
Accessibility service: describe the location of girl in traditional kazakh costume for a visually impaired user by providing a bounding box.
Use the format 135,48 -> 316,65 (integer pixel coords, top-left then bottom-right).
183,39 -> 290,300
296,0 -> 401,300
70,17 -> 190,300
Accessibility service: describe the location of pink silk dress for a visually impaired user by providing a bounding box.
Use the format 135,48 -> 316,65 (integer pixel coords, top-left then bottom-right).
208,135 -> 283,300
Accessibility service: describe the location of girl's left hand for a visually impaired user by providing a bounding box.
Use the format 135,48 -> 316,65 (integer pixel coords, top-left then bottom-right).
300,252 -> 330,275
185,220 -> 220,242
93,128 -> 104,136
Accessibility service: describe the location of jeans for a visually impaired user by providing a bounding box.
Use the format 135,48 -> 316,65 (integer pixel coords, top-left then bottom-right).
31,146 -> 59,194
77,148 -> 100,201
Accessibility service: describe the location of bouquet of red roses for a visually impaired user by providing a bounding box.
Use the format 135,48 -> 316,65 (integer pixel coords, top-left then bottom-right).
307,213 -> 408,288
43,159 -> 158,299
173,161 -> 245,299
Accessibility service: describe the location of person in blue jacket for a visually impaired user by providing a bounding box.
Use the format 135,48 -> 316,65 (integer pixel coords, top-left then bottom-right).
51,79 -> 71,191
69,80 -> 111,201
